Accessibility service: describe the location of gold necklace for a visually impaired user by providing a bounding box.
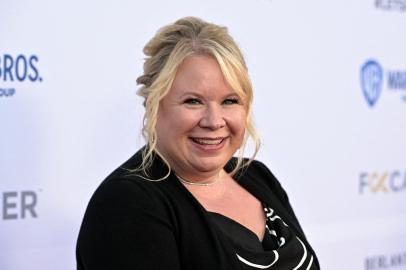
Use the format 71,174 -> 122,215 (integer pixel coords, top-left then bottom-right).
175,174 -> 220,186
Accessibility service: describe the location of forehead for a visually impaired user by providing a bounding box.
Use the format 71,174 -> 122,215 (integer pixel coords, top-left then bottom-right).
169,54 -> 236,98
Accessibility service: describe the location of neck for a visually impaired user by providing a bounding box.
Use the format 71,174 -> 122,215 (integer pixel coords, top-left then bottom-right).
176,174 -> 218,186
175,170 -> 224,186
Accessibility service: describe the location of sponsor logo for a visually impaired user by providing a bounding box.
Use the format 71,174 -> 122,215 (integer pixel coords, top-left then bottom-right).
0,54 -> 43,98
1,190 -> 40,220
359,171 -> 406,194
360,59 -> 406,107
365,251 -> 406,269
375,0 -> 406,11
361,60 -> 383,107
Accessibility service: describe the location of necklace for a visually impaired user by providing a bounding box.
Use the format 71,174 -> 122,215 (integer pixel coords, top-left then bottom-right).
175,174 -> 220,186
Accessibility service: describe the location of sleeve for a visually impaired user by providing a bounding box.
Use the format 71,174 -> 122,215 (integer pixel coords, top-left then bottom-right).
76,179 -> 180,270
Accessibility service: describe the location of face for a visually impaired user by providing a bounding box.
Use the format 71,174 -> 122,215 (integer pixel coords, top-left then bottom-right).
155,55 -> 247,181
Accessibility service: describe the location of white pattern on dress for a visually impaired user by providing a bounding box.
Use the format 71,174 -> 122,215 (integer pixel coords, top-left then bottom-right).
235,206 -> 314,269
306,255 -> 314,270
278,237 -> 285,247
265,224 -> 277,237
292,237 -> 307,270
236,251 -> 279,269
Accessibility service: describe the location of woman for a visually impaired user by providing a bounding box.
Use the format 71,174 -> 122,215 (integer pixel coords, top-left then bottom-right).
76,17 -> 319,270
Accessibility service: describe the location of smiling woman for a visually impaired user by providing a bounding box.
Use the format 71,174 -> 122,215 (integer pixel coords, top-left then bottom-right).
136,17 -> 259,180
76,17 -> 320,270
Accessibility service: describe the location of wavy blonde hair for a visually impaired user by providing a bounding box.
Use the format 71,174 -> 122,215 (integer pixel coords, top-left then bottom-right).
136,16 -> 260,179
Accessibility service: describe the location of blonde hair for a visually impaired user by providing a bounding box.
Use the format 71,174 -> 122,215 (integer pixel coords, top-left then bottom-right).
136,16 -> 260,179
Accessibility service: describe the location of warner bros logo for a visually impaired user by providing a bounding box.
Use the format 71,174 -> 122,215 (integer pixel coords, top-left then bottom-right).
360,60 -> 384,107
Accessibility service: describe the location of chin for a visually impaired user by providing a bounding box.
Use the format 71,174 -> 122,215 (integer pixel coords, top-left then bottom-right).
191,157 -> 229,173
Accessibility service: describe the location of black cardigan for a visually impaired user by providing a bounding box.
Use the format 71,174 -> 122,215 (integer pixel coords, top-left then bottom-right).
76,149 -> 320,269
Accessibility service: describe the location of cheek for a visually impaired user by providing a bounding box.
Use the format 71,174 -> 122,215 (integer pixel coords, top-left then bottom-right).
180,112 -> 202,130
225,109 -> 247,136
157,107 -> 201,136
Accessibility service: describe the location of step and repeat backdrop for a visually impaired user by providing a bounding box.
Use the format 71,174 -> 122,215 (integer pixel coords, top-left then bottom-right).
1,0 -> 406,269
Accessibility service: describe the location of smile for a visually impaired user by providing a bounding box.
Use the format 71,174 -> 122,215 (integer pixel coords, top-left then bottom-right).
190,137 -> 228,145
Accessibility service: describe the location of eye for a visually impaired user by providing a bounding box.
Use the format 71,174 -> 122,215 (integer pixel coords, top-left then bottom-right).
222,98 -> 240,105
184,98 -> 202,105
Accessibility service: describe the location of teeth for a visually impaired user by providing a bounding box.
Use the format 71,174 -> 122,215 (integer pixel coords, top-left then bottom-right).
192,138 -> 224,145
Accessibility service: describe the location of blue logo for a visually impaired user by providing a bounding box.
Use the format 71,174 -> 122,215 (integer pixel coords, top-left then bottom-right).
360,60 -> 383,107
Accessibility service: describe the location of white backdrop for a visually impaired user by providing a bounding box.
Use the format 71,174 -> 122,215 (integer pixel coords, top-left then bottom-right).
1,0 -> 406,269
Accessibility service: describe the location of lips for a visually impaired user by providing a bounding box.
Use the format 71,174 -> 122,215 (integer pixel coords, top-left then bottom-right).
191,137 -> 226,145
190,137 -> 228,146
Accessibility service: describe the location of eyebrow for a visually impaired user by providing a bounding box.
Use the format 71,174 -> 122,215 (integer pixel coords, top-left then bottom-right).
179,91 -> 240,99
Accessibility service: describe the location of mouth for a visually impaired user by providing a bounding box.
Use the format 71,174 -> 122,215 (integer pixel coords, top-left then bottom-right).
190,137 -> 228,146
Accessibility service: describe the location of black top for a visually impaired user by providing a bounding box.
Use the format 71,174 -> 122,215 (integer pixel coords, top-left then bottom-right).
76,148 -> 320,270
209,204 -> 317,269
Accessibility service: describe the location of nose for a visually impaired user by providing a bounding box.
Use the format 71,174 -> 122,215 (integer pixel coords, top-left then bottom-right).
199,103 -> 226,130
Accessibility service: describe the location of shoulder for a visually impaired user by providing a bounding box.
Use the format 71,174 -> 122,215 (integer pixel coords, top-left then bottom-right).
244,159 -> 275,178
77,151 -> 182,269
84,148 -> 177,222
240,159 -> 290,204
244,159 -> 281,187
91,175 -> 156,212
